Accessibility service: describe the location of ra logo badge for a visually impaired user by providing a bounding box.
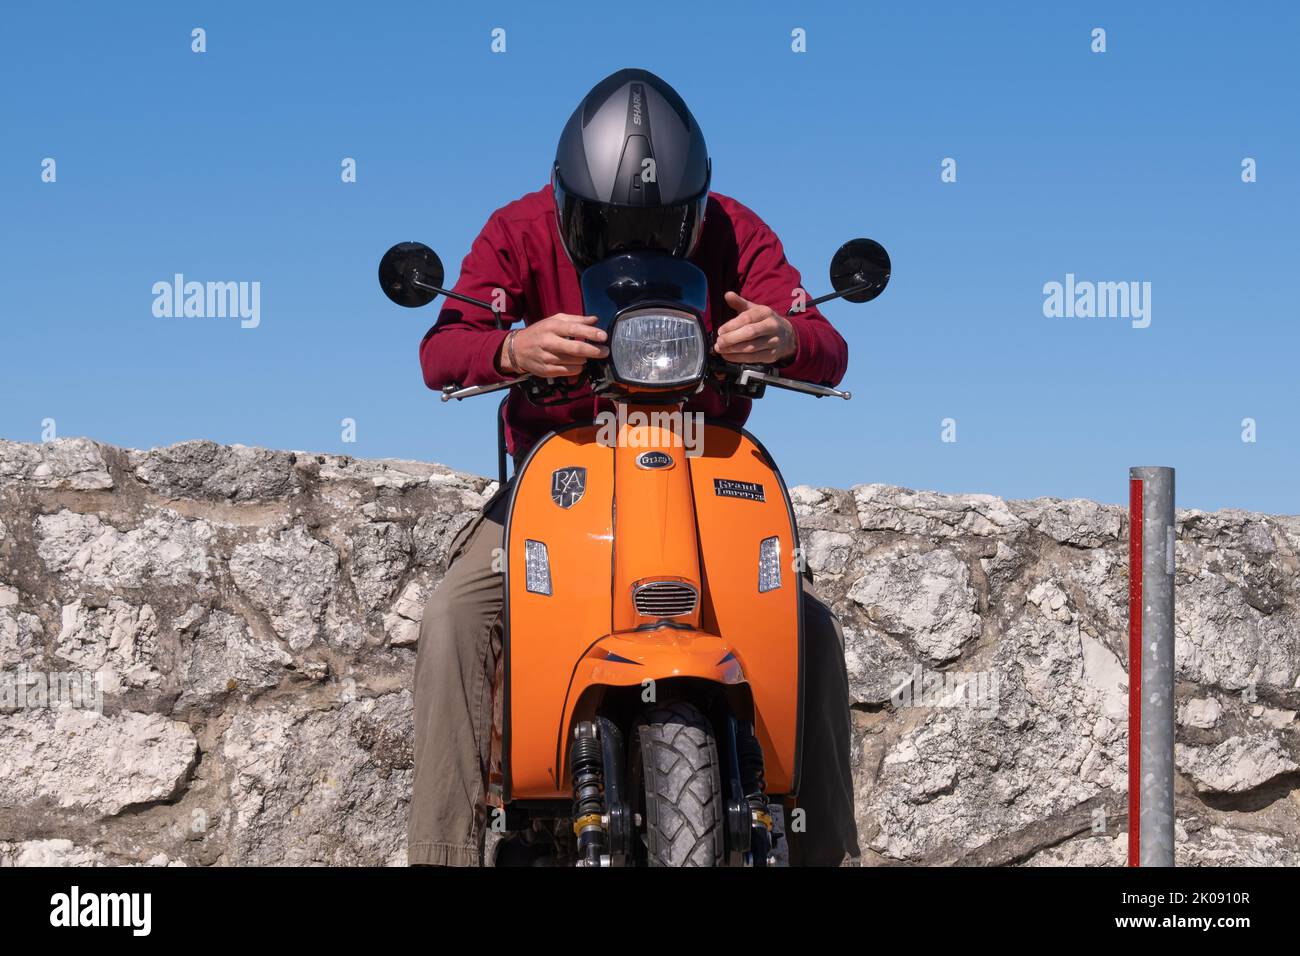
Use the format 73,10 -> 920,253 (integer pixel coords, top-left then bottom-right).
551,467 -> 587,509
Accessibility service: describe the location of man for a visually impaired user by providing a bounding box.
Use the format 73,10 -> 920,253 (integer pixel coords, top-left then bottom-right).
410,68 -> 857,866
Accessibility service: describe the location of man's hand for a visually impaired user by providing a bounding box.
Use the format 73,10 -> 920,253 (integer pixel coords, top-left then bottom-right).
499,313 -> 608,379
714,291 -> 799,365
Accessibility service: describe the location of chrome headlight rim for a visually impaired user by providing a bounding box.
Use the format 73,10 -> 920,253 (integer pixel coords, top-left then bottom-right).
608,306 -> 706,390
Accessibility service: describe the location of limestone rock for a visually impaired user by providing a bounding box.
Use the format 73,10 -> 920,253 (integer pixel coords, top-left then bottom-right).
0,709 -> 197,815
0,839 -> 111,867
1010,497 -> 1124,548
175,609 -> 291,711
130,440 -> 300,501
853,484 -> 1026,538
1176,735 -> 1298,794
383,580 -> 427,648
848,547 -> 982,663
55,599 -> 161,692
348,521 -> 413,614
36,510 -> 213,591
0,587 -> 44,668
229,526 -> 339,651
1179,697 -> 1222,729
0,438 -> 113,491
0,439 -> 1296,866
217,693 -> 412,865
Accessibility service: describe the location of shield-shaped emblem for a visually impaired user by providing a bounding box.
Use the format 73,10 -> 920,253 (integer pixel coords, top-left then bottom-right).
551,466 -> 587,509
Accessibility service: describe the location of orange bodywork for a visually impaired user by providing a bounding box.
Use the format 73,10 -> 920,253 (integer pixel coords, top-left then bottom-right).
497,411 -> 802,801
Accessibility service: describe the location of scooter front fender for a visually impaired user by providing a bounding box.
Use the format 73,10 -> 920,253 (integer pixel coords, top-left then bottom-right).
573,629 -> 746,687
556,629 -> 753,801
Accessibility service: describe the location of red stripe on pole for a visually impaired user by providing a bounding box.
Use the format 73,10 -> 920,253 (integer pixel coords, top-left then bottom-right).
1128,478 -> 1144,867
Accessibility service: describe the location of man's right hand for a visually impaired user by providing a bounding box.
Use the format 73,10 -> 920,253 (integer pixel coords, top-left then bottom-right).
498,313 -> 609,379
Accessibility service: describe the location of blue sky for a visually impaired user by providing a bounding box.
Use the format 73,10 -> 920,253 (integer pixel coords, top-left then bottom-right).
2,2 -> 1296,512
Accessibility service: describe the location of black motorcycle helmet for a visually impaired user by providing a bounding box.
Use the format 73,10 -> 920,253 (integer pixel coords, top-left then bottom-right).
553,68 -> 711,271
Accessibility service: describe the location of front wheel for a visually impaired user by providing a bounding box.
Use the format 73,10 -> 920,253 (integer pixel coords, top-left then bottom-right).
630,701 -> 726,866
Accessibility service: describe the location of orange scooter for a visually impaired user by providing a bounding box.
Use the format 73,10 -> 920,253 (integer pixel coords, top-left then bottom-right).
379,236 -> 889,865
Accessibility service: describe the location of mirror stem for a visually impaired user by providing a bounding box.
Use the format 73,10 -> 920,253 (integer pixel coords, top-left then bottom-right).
410,275 -> 505,329
786,281 -> 878,316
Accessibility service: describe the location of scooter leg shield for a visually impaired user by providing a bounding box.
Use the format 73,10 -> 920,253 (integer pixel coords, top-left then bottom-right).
686,423 -> 804,795
503,424 -> 614,800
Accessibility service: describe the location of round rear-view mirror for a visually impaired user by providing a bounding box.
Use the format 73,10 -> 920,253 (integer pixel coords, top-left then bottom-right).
378,241 -> 444,308
829,238 -> 891,304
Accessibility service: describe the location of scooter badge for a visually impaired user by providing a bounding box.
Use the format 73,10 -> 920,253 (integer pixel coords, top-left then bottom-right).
714,478 -> 765,502
551,466 -> 587,509
636,451 -> 674,470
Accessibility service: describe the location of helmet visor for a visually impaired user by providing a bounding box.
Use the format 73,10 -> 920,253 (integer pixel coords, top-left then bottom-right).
555,177 -> 706,271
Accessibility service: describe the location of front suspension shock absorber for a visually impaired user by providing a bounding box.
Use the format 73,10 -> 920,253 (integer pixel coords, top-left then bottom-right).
569,723 -> 608,867
736,719 -> 775,865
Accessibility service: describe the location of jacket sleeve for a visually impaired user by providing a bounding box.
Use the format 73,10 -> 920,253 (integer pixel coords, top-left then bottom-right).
418,213 -> 527,390
733,212 -> 849,387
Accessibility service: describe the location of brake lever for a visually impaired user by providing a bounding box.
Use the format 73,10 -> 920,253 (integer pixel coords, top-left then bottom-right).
736,367 -> 852,400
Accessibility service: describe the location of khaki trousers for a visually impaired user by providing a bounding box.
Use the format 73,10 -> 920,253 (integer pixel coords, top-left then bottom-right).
408,489 -> 859,866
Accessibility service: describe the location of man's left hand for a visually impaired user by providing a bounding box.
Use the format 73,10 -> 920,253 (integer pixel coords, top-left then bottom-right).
714,291 -> 799,365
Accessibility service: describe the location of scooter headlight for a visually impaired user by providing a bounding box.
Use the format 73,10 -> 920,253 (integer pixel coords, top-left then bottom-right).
609,308 -> 705,387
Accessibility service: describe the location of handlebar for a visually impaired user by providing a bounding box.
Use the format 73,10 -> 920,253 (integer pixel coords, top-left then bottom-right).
439,360 -> 851,403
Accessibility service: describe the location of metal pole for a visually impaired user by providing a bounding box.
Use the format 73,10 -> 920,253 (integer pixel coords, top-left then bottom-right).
496,395 -> 509,485
1128,466 -> 1176,867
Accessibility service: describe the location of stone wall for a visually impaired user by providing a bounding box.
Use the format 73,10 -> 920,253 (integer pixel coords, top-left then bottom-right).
0,439 -> 1296,866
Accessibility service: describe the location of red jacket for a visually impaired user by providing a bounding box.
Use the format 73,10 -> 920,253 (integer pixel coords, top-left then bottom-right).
419,186 -> 848,457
